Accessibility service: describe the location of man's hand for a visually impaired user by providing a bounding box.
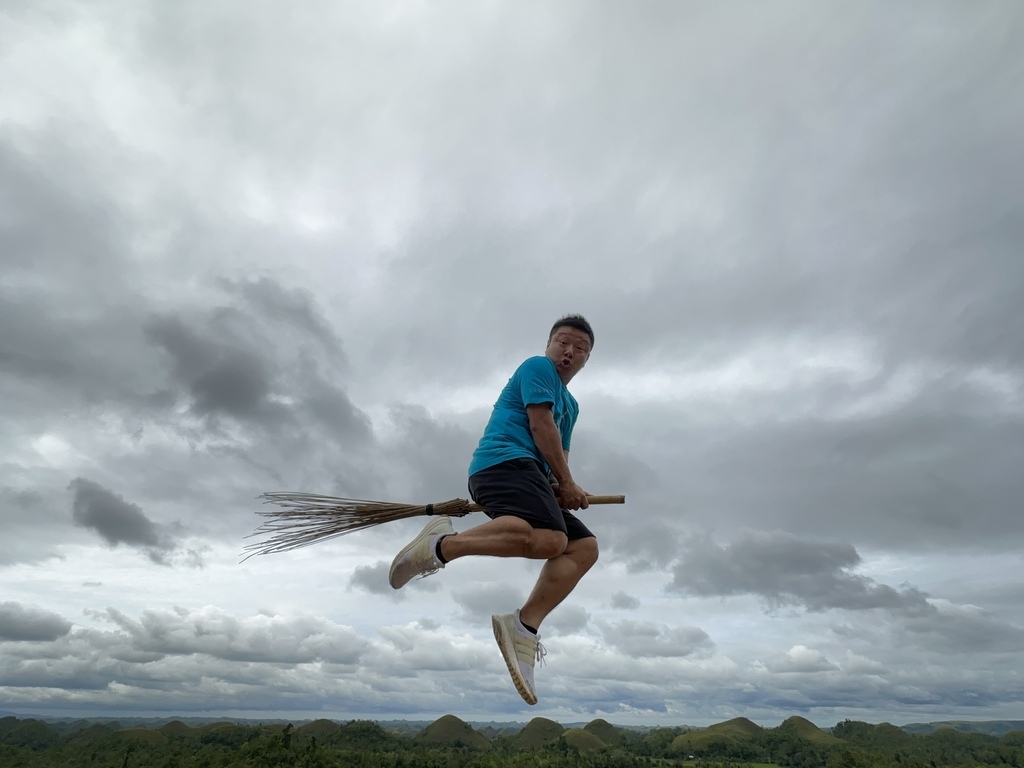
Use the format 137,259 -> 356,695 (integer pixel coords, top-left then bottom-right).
556,480 -> 590,511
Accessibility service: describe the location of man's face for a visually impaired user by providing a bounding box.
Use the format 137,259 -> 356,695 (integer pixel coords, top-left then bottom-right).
545,326 -> 591,383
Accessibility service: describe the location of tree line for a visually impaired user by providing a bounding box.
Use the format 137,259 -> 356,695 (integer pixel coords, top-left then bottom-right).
1,714 -> 1022,768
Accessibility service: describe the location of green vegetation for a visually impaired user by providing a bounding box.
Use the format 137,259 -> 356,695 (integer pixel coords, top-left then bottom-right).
902,720 -> 1024,737
1,713 -> 1024,767
511,717 -> 564,750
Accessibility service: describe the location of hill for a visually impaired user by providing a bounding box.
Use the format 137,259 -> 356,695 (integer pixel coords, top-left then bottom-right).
511,717 -> 564,750
158,720 -> 196,738
584,717 -> 623,745
776,715 -> 843,744
707,717 -> 764,739
414,714 -> 489,750
563,727 -> 607,751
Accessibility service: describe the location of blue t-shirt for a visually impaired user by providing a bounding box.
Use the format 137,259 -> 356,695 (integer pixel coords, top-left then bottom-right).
468,356 -> 579,477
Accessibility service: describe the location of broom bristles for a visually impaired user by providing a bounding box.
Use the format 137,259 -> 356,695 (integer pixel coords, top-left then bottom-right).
243,491 -> 626,561
242,493 -> 473,560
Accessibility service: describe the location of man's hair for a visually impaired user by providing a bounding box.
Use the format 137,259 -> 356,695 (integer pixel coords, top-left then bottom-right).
549,314 -> 594,348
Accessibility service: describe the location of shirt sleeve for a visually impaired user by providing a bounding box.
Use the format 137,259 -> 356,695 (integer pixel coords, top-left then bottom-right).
517,357 -> 560,407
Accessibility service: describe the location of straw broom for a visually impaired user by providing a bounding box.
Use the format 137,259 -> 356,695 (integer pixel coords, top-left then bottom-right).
243,492 -> 626,560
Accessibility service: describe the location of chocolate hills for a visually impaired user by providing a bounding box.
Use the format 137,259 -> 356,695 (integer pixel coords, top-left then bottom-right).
414,714 -> 490,750
776,715 -> 843,744
510,717 -> 564,749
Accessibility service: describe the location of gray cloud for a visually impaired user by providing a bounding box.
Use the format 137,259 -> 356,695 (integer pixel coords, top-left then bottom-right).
69,478 -> 176,560
668,530 -> 930,613
451,583 -> 527,624
0,602 -> 72,642
544,604 -> 591,635
609,592 -> 641,610
763,645 -> 838,674
600,620 -> 714,659
900,601 -> 1024,654
94,606 -> 369,664
667,530 -> 1024,656
349,561 -> 412,601
146,313 -> 274,421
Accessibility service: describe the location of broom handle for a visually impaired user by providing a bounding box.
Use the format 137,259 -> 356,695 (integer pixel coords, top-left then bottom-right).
465,494 -> 625,512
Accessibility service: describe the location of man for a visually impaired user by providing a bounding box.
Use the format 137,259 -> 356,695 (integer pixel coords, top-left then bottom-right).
388,314 -> 598,705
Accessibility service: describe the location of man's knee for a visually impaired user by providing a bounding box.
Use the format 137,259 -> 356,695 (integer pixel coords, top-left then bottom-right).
526,529 -> 568,559
573,536 -> 599,567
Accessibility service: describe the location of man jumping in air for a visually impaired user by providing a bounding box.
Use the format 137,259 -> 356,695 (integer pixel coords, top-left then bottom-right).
388,314 -> 598,705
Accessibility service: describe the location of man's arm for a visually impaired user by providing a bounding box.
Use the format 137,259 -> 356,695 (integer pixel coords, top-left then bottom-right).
526,403 -> 589,510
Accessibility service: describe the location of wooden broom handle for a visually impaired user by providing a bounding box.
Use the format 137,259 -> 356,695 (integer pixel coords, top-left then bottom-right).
466,494 -> 625,512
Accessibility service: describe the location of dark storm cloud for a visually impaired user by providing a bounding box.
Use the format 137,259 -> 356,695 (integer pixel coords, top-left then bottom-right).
668,530 -> 929,613
69,478 -> 176,559
142,284 -> 371,444
145,313 -> 274,420
0,602 -> 72,642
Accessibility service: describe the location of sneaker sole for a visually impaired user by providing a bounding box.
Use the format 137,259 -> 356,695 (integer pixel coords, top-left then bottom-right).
388,516 -> 452,589
492,615 -> 537,705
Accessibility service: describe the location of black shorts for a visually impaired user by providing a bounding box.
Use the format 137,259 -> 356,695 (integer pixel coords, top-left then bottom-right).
468,458 -> 595,541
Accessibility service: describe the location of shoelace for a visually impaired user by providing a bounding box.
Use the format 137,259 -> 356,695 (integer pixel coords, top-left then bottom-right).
535,639 -> 547,667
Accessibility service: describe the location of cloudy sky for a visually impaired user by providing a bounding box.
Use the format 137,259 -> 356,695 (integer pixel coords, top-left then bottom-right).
2,0 -> 1023,728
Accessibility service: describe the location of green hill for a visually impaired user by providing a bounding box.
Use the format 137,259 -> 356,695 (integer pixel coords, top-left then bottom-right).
0,717 -> 60,749
563,727 -> 606,751
876,722 -> 916,743
709,717 -> 764,739
1002,730 -> 1024,747
158,720 -> 196,738
776,715 -> 843,744
326,720 -> 404,751
670,717 -> 764,753
584,718 -> 622,745
292,718 -> 340,747
511,717 -> 564,750
415,714 -> 489,749
64,723 -> 117,746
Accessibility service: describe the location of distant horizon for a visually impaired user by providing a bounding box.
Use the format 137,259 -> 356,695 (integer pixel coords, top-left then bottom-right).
5,707 -> 1023,732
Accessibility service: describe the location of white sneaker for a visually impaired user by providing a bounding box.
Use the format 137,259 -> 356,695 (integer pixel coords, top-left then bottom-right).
492,610 -> 546,705
388,516 -> 453,589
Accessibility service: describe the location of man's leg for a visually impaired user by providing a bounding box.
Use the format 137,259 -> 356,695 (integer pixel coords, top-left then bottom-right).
519,536 -> 599,630
489,535 -> 598,705
440,515 -> 567,561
